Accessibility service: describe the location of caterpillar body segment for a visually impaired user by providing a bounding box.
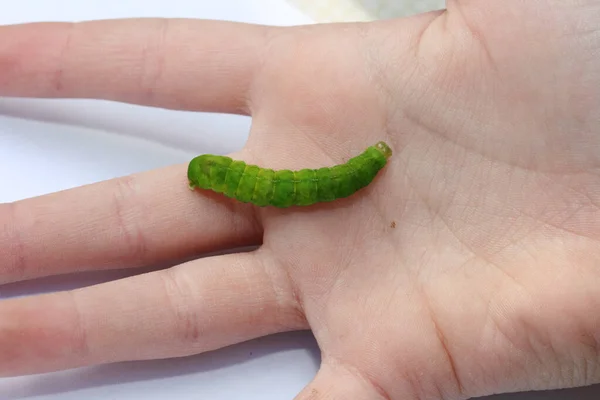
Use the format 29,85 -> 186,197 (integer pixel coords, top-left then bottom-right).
187,141 -> 392,208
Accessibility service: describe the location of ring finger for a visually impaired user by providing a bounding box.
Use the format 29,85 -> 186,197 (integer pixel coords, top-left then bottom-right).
0,250 -> 305,377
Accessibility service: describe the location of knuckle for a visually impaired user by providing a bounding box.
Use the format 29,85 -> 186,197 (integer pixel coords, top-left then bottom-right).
111,175 -> 149,265
159,268 -> 203,346
138,18 -> 170,103
52,22 -> 77,95
66,291 -> 91,360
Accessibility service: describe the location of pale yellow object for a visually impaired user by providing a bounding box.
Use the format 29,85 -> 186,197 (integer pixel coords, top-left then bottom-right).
287,0 -> 445,22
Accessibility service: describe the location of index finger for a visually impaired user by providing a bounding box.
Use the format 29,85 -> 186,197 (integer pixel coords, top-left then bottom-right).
0,162 -> 262,284
0,18 -> 273,114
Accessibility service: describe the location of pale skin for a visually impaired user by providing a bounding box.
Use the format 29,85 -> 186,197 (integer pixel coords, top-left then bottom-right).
1,1 -> 599,398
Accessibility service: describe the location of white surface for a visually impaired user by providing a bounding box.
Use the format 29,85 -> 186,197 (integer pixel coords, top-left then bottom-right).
0,1 -> 599,399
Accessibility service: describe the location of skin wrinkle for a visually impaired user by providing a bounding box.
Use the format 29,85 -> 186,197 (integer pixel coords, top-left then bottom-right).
516,306 -> 569,388
112,175 -> 149,266
245,23 -> 306,115
159,266 -> 203,346
395,149 -> 442,232
251,57 -> 344,161
377,148 -> 422,233
314,246 -> 398,395
418,284 -> 465,399
379,244 -> 408,316
570,318 -> 600,386
401,365 -> 427,400
580,355 -> 591,388
358,25 -> 395,139
527,201 -> 595,242
550,334 -> 573,387
451,221 -> 527,295
52,22 -> 75,94
447,2 -> 498,73
346,168 -> 394,244
412,10 -> 450,59
295,387 -> 320,400
223,198 -> 262,253
356,24 -> 417,160
291,242 -> 349,330
297,128 -> 338,167
527,173 -> 576,222
272,252 -> 307,328
399,144 -> 552,393
138,18 -> 170,104
254,251 -> 307,331
404,114 -> 600,269
488,268 -> 592,392
414,21 -> 479,110
452,209 -> 529,260
328,358 -> 392,400
268,60 -> 363,159
67,290 -> 92,363
408,145 -> 451,223
449,177 -> 486,236
401,353 -> 448,400
497,176 -> 600,244
553,172 -> 600,215
430,377 -> 453,400
239,24 -> 274,116
485,302 -> 534,383
585,335 -> 600,385
403,147 -> 476,256
358,261 -> 379,320
477,215 -> 540,260
398,60 -> 594,176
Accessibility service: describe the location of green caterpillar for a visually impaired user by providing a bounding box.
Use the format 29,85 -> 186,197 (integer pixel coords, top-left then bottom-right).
187,141 -> 392,208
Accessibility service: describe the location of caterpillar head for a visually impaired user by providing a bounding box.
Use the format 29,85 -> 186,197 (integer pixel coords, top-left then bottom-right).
374,141 -> 392,159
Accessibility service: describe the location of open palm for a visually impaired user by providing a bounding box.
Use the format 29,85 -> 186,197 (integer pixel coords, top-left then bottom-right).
1,1 -> 600,399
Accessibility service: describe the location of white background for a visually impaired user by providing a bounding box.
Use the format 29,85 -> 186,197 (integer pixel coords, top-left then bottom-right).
0,1 -> 599,399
